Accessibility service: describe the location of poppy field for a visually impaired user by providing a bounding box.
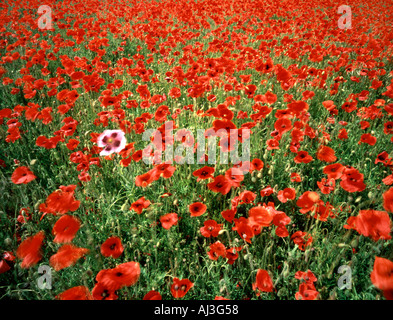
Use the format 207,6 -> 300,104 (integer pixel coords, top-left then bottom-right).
1,0 -> 393,301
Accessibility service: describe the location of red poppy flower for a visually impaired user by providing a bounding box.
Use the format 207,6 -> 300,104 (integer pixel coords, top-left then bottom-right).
226,247 -> 241,265
296,191 -> 320,214
207,175 -> 232,195
248,206 -> 273,227
16,231 -> 45,268
340,167 -> 366,193
291,231 -> 313,251
130,196 -> 151,214
238,190 -> 257,204
338,128 -> 348,140
371,257 -> 393,293
260,186 -> 274,197
359,133 -> 377,146
317,178 -> 336,194
170,278 -> 194,298
225,168 -> 244,188
290,172 -> 302,182
221,209 -> 236,223
383,187 -> 393,213
49,244 -> 89,271
232,217 -> 254,243
323,163 -> 344,180
277,188 -> 296,203
135,171 -> 154,187
252,269 -> 273,293
57,286 -> 93,300
200,220 -> 222,237
251,158 -> 264,171
344,210 -> 391,241
384,121 -> 393,135
151,163 -> 176,179
383,174 -> 393,186
11,166 -> 36,184
274,118 -> 293,134
295,282 -> 319,300
39,185 -> 80,216
160,213 -> 178,229
66,139 -> 80,151
375,151 -> 390,165
52,215 -> 81,243
101,236 -> 124,259
92,282 -> 119,300
0,260 -> 11,274
294,151 -> 313,164
207,241 -> 227,260
215,296 -> 230,300
316,145 -> 337,163
192,166 -> 215,182
96,261 -> 141,291
143,290 -> 162,300
189,202 -> 207,217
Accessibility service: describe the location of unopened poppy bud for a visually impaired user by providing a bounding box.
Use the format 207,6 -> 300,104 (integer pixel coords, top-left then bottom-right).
4,237 -> 12,246
277,288 -> 288,297
34,200 -> 42,209
120,202 -> 128,211
30,159 -> 37,166
257,172 -> 263,178
145,212 -> 154,219
87,236 -> 94,246
251,177 -> 257,182
350,237 -> 359,248
367,191 -> 374,199
329,289 -> 337,300
282,262 -> 290,278
173,199 -> 178,206
218,229 -> 226,235
355,196 -> 362,203
304,248 -> 311,262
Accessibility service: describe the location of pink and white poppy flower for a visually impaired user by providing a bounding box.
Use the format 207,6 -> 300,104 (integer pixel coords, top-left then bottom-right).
97,130 -> 126,156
